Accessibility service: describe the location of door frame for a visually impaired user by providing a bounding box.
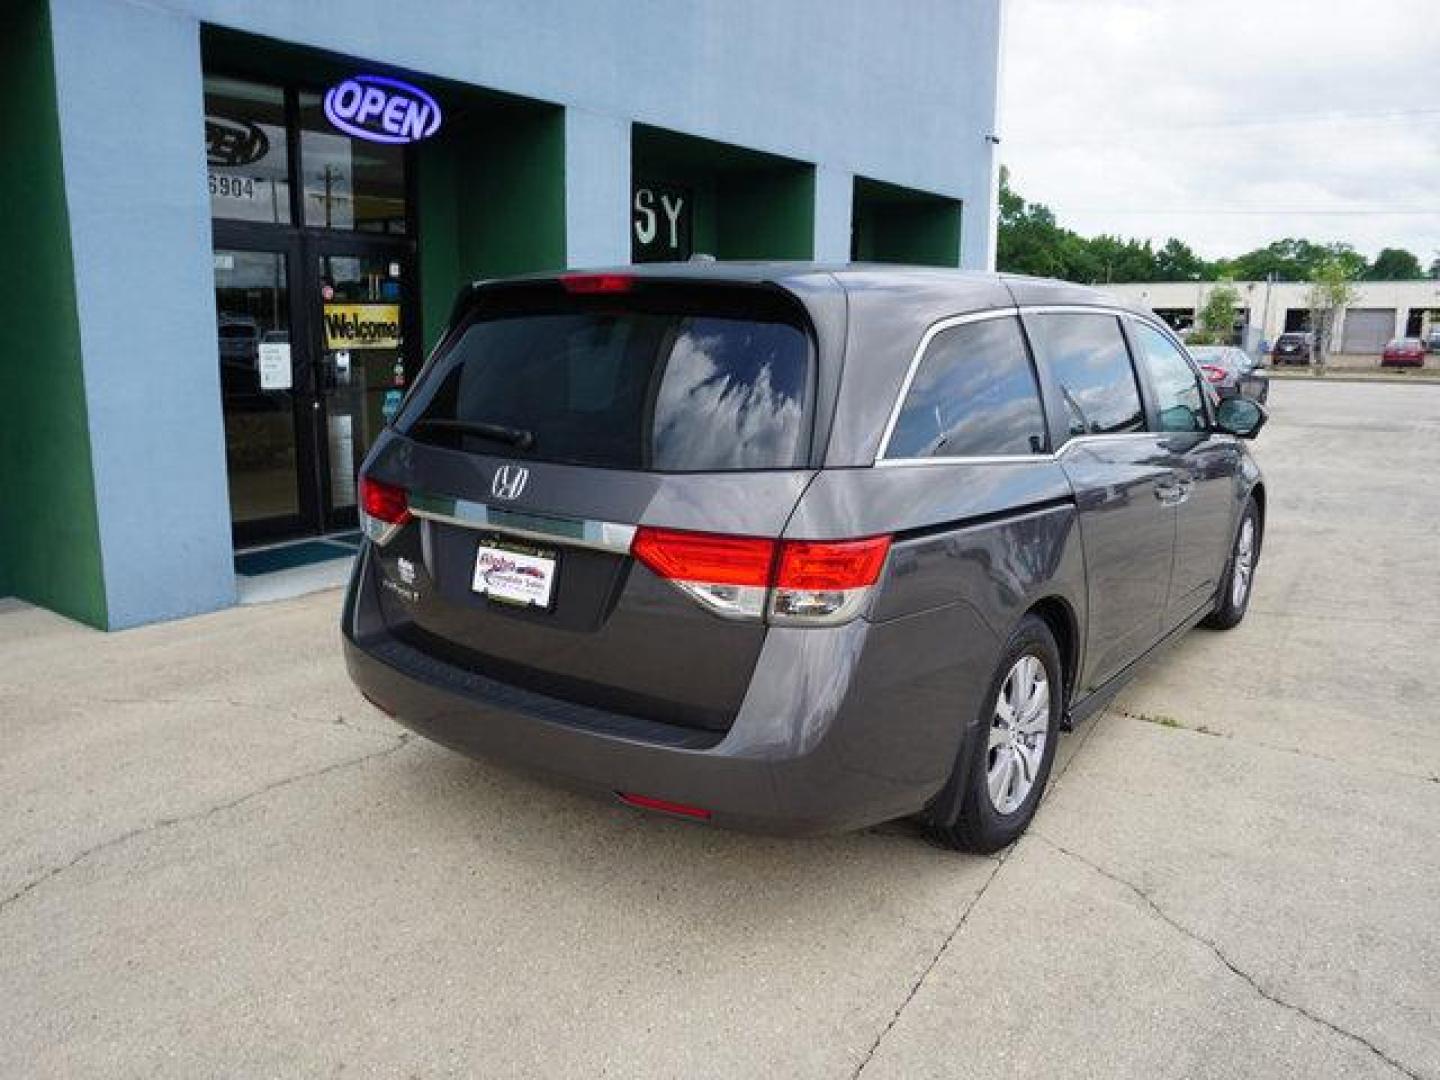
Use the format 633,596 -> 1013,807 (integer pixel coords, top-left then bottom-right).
308,231 -> 419,534
212,225 -> 319,548
212,222 -> 418,545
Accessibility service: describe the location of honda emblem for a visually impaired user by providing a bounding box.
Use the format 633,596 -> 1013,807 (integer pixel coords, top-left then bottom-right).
491,464 -> 529,501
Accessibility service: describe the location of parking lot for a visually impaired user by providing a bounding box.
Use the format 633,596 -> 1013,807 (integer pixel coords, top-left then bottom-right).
2,379 -> 1437,1079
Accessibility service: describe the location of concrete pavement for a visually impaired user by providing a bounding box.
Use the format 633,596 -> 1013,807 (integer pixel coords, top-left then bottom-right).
2,380 -> 1437,1078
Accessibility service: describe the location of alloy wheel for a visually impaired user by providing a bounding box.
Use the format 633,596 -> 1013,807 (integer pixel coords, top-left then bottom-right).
987,654 -> 1050,815
1232,517 -> 1256,608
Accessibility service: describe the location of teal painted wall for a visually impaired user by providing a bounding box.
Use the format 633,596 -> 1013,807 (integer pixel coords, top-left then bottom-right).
0,0 -> 106,625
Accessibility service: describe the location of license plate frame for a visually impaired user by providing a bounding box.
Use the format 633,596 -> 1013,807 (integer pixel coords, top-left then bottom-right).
471,535 -> 559,611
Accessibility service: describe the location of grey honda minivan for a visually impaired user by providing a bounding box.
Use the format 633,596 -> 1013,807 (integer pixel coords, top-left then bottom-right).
343,264 -> 1267,852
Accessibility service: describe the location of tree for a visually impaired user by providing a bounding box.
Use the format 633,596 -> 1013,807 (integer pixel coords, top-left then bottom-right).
1153,238 -> 1207,282
1223,238 -> 1367,282
1430,255 -> 1440,281
1366,248 -> 1423,281
1190,282 -> 1241,345
1306,258 -> 1361,371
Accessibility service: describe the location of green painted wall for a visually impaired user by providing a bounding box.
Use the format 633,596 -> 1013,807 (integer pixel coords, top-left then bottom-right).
852,177 -> 962,267
0,0 -> 106,625
418,103 -> 566,350
634,125 -> 815,261
717,167 -> 814,260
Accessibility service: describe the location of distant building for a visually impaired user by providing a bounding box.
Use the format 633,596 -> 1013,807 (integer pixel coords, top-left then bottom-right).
1105,279 -> 1440,353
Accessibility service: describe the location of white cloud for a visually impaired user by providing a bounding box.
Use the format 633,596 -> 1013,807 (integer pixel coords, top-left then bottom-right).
1001,0 -> 1440,263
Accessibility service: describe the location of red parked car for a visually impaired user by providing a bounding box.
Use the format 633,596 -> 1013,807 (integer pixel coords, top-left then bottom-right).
1381,338 -> 1426,368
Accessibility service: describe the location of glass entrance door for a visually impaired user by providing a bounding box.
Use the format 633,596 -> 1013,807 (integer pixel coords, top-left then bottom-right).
315,247 -> 414,530
213,247 -> 305,542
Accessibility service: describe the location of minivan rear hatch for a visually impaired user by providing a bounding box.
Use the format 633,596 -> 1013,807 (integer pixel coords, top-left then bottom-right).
360,274 -> 827,734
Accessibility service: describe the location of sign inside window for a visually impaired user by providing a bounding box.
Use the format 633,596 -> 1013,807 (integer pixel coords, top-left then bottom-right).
323,74 -> 442,145
632,182 -> 693,262
323,304 -> 402,350
205,113 -> 286,223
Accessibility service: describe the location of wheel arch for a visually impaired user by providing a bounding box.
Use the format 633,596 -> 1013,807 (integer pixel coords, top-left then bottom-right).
1248,481 -> 1267,546
1024,595 -> 1079,708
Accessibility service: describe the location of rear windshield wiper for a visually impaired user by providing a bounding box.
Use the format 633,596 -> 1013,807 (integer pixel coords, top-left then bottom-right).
411,417 -> 536,451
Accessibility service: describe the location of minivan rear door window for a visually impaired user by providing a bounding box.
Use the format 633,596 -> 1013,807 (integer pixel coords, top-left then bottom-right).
401,285 -> 814,472
885,315 -> 1048,459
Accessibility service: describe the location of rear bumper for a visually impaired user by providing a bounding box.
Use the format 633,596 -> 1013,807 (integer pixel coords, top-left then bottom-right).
343,546 -> 994,836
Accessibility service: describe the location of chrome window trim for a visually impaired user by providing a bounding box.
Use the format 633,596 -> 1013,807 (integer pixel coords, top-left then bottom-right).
407,491 -> 637,554
873,431 -> 1157,468
873,308 -> 1019,462
875,303 -> 1174,468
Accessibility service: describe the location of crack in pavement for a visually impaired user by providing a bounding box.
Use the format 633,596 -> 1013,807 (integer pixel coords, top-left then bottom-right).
850,709 -> 1111,1078
0,734 -> 412,918
850,849 -> 1008,1080
1113,708 -> 1440,788
1031,832 -> 1426,1080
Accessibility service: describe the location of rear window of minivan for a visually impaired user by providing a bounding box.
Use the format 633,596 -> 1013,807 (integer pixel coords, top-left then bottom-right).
401,283 -> 814,472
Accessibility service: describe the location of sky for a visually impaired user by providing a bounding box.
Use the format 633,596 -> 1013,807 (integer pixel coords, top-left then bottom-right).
1000,0 -> 1440,262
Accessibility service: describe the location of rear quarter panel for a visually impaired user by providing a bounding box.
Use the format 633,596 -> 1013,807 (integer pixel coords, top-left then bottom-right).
786,462 -> 1088,767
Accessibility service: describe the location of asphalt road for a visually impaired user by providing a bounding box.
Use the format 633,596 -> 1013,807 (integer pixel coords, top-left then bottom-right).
2,380 -> 1437,1078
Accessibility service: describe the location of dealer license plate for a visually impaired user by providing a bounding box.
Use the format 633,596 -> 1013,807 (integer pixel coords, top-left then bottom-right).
471,538 -> 557,610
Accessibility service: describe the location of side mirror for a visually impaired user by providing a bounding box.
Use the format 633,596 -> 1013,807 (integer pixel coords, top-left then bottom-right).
1214,396 -> 1267,439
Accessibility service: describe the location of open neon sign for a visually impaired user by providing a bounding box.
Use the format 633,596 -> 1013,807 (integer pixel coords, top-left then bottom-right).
323,74 -> 442,145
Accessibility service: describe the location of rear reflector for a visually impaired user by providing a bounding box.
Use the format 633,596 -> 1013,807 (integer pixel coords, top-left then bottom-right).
617,792 -> 713,820
560,273 -> 634,295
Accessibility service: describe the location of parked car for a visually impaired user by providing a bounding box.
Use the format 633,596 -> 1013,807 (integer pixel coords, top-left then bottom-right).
1188,345 -> 1269,403
1381,338 -> 1426,368
343,266 -> 1267,853
1271,331 -> 1314,365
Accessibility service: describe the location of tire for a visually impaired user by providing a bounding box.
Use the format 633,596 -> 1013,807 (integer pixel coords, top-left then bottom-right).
927,615 -> 1062,854
1202,498 -> 1260,630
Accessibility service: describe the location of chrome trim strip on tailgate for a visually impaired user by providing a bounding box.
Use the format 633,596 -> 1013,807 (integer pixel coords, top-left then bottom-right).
408,491 -> 637,554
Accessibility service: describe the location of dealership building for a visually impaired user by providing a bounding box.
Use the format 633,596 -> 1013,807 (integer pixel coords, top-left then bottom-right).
1106,279 -> 1440,355
2,0 -> 1003,630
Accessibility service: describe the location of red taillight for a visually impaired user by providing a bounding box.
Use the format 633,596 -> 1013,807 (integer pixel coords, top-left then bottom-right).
775,536 -> 892,591
560,273 -> 634,295
631,527 -> 892,625
1200,364 -> 1226,384
632,527 -> 776,586
359,476 -> 411,524
617,792 -> 712,820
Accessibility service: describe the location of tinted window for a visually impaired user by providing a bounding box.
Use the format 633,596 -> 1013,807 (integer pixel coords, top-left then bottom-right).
1134,321 -> 1207,432
405,290 -> 812,472
886,317 -> 1047,458
1027,313 -> 1144,437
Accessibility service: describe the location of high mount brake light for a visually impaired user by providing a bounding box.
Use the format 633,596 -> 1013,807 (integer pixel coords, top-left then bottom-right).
359,476 -> 410,544
560,273 -> 634,295
631,527 -> 892,625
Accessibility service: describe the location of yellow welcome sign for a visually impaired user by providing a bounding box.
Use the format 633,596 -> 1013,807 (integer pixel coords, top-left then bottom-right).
323,303 -> 402,350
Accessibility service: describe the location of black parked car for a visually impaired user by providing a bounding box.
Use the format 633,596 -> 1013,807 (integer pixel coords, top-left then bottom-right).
1271,332 -> 1314,365
344,266 -> 1267,853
